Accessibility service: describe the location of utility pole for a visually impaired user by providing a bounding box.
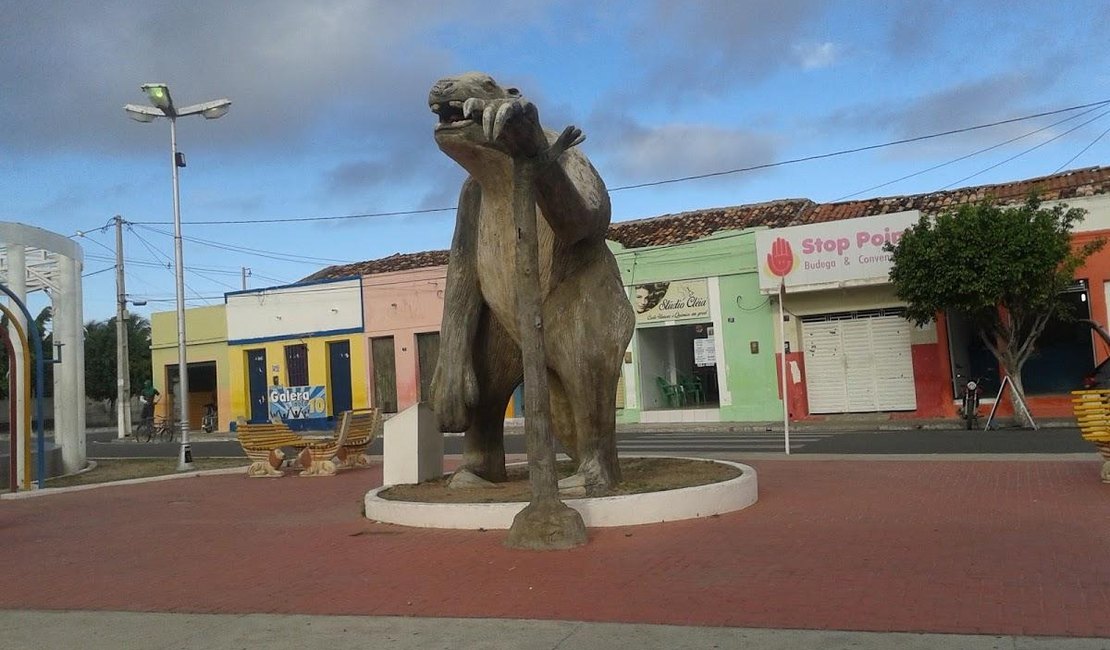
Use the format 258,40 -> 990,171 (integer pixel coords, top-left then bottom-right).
115,215 -> 133,439
241,266 -> 251,291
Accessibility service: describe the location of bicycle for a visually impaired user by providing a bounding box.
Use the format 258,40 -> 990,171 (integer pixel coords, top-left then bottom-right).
135,415 -> 175,443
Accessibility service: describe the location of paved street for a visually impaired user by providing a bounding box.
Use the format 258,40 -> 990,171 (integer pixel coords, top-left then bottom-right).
85,424 -> 1096,458
2,456 -> 1108,649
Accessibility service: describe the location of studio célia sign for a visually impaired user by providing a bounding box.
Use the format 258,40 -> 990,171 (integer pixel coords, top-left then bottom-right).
754,210 -> 920,293
632,278 -> 710,323
268,385 -> 327,421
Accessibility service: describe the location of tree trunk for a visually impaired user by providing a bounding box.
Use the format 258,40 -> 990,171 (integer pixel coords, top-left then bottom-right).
1006,368 -> 1035,429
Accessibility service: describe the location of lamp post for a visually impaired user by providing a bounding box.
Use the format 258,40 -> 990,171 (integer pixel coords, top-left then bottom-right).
125,84 -> 230,471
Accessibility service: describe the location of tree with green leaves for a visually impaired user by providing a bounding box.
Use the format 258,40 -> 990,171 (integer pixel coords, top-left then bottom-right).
888,197 -> 1104,426
83,315 -> 152,404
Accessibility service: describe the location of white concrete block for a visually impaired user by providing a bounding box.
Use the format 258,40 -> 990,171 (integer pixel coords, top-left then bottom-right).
382,402 -> 443,485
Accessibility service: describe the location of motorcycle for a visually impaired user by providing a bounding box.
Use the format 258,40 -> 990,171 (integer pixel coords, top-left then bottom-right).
202,402 -> 218,433
958,375 -> 982,430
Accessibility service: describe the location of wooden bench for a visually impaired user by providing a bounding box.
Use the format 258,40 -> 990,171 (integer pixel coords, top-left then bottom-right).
236,417 -> 349,478
1070,390 -> 1110,483
335,408 -> 381,469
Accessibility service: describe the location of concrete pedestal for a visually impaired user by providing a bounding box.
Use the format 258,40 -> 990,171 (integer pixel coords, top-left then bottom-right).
382,402 -> 443,486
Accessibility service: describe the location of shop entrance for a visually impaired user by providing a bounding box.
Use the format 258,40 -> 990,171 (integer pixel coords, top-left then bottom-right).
164,361 -> 218,430
636,322 -> 719,411
947,280 -> 1093,397
801,309 -> 916,413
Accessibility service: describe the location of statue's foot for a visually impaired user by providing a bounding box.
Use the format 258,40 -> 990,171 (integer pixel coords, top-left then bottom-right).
558,455 -> 619,496
448,468 -> 496,489
460,454 -> 507,483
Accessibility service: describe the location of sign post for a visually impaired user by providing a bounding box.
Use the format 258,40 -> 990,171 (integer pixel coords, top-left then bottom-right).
778,280 -> 790,454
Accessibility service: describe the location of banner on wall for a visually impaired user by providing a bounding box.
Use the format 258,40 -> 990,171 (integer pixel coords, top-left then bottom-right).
632,278 -> 710,323
268,385 -> 328,421
754,210 -> 921,293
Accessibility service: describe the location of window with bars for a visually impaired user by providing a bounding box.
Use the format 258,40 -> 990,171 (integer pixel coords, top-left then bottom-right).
285,343 -> 309,386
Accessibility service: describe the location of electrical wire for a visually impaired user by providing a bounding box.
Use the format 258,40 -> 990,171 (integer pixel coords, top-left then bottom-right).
940,107 -> 1110,190
119,98 -> 1110,226
131,223 -> 355,265
832,102 -> 1109,202
188,267 -> 239,291
1054,123 -> 1110,174
82,266 -> 115,278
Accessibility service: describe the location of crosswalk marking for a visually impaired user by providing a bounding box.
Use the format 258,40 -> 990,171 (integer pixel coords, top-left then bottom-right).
616,431 -> 838,452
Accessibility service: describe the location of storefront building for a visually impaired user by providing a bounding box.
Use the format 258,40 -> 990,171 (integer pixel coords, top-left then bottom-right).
754,210 -> 949,418
150,304 -> 230,430
224,277 -> 368,429
606,199 -> 821,424
751,166 -> 1110,420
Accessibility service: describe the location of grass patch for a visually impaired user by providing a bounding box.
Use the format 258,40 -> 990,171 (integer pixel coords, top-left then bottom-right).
379,457 -> 740,503
45,458 -> 248,488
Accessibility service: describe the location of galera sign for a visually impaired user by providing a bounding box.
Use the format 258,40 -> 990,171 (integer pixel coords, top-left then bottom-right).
755,210 -> 920,293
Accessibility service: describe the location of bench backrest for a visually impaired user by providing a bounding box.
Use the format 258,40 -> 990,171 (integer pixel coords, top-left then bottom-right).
238,421 -> 304,448
343,408 -> 381,445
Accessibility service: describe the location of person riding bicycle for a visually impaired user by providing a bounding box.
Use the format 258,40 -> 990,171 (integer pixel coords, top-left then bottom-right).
139,379 -> 160,423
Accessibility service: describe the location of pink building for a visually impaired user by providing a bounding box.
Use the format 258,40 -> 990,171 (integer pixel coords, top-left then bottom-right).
307,252 -> 450,415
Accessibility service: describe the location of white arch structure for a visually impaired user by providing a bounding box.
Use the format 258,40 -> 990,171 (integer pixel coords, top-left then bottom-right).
0,222 -> 86,476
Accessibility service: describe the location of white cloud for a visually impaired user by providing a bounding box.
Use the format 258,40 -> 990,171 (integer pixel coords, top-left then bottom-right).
795,42 -> 841,70
603,123 -> 778,186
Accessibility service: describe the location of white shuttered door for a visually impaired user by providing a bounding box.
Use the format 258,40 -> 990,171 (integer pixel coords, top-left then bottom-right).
802,311 -> 916,413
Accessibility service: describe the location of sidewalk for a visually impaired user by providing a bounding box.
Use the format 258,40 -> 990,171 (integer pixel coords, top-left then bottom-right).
1,456 -> 1107,647
127,414 -> 1079,444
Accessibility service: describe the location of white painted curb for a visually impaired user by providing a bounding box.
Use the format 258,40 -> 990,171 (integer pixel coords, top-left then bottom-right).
364,457 -> 757,529
0,466 -> 248,500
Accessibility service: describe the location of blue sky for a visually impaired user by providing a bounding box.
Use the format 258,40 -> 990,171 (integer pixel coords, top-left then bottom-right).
3,0 -> 1109,323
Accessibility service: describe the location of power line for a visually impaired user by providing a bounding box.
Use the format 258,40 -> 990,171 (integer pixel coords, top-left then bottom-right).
188,267 -> 239,291
250,271 -> 292,284
608,98 -> 1110,192
119,98 -> 1110,226
940,107 -> 1110,190
132,223 -> 355,265
832,102 -> 1109,202
128,206 -> 454,226
82,266 -> 115,278
1054,123 -> 1110,173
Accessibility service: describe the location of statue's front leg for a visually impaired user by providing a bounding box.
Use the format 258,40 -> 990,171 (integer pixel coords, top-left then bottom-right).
430,179 -> 484,432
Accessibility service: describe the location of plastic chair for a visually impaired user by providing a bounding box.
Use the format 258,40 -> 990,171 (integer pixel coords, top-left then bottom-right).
655,376 -> 685,408
679,374 -> 704,405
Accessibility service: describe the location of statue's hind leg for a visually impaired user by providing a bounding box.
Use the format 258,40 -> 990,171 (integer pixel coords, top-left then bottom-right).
461,311 -> 522,482
544,257 -> 635,492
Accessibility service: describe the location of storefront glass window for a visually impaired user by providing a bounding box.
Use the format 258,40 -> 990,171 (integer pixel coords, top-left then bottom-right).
637,322 -> 719,410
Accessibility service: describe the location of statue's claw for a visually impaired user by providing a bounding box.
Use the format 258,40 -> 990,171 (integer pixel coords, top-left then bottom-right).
549,125 -> 585,160
482,103 -> 497,141
491,101 -> 519,142
463,97 -> 484,120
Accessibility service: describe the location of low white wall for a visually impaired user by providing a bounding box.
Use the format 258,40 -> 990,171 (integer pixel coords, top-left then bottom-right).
365,458 -> 758,530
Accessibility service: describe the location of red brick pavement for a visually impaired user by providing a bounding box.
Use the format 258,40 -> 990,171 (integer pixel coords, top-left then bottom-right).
1,459 -> 1108,637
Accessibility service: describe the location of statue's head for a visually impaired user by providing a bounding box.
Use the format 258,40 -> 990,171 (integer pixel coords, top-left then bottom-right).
429,72 -> 520,156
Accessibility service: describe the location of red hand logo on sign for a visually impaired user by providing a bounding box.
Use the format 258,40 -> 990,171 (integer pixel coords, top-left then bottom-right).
766,237 -> 794,277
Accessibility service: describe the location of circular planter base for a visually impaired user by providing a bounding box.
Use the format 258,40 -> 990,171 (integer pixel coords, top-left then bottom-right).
364,457 -> 758,529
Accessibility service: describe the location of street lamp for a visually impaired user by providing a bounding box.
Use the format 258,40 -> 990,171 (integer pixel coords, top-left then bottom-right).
125,83 -> 230,471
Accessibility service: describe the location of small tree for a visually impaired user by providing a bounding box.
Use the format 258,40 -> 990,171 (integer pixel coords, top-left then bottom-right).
83,315 -> 152,405
888,196 -> 1104,426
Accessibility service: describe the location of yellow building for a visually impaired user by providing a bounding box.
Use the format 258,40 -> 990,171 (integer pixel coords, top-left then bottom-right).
224,278 -> 369,429
150,305 -> 230,431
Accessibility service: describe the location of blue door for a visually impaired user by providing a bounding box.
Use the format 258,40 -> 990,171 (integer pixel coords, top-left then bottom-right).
328,340 -> 353,416
247,348 -> 268,423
